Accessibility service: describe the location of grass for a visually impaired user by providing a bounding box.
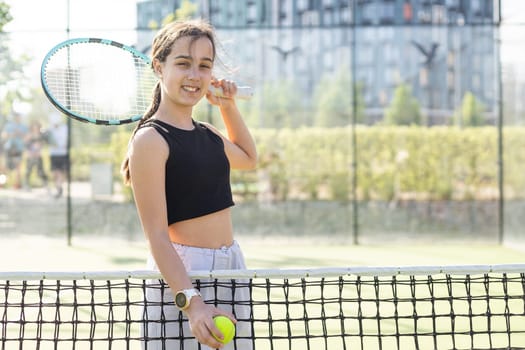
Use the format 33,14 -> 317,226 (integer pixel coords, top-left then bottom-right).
0,234 -> 524,271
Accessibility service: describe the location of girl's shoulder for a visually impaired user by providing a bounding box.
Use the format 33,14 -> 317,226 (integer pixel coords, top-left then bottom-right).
132,123 -> 167,149
138,119 -> 170,134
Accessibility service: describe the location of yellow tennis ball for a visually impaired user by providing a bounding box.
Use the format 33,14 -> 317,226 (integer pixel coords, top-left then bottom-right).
213,316 -> 235,344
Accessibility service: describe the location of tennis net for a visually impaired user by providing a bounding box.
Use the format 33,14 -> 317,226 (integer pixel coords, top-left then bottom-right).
1,265 -> 525,350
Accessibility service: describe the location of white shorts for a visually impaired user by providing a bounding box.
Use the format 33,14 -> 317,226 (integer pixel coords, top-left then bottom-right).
142,241 -> 253,350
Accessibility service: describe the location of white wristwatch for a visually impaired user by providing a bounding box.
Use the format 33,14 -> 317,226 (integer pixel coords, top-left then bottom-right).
174,288 -> 201,310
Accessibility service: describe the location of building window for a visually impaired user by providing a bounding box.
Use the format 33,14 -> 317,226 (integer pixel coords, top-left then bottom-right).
377,27 -> 395,40
472,74 -> 481,90
418,5 -> 432,23
324,8 -> 333,26
447,71 -> 455,89
380,2 -> 395,24
297,0 -> 310,12
323,52 -> 334,70
357,45 -> 374,66
471,0 -> 481,14
446,0 -> 459,7
361,2 -> 375,25
301,11 -> 320,26
323,0 -> 334,9
341,7 -> 352,24
385,66 -> 400,85
432,5 -> 445,24
383,43 -> 399,64
247,4 -> 257,24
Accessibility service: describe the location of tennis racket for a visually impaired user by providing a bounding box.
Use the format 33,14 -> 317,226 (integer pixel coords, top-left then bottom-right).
40,38 -> 254,126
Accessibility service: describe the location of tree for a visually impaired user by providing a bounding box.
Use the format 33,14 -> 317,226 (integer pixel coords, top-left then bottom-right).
259,80 -> 302,128
0,1 -> 29,116
174,0 -> 198,20
0,1 -> 12,31
384,84 -> 421,126
454,91 -> 485,127
0,0 -> 13,114
313,64 -> 364,127
148,0 -> 198,29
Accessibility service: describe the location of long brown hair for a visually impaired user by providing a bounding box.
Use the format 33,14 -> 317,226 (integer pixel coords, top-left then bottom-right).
121,19 -> 217,185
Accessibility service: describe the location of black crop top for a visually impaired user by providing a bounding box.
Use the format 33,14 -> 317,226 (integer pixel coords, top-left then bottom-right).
143,119 -> 234,224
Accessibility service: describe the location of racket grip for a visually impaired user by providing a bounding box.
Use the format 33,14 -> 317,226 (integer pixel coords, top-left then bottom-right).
208,85 -> 254,100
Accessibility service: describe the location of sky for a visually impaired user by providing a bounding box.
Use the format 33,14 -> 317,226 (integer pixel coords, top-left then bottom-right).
4,0 -> 138,59
4,0 -> 138,33
500,1 -> 525,67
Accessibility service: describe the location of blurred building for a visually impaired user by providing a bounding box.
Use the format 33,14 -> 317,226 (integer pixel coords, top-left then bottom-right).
136,0 -> 501,125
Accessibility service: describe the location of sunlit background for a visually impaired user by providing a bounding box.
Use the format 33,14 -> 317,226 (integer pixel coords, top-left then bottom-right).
1,0 -> 525,250
2,4 -> 525,348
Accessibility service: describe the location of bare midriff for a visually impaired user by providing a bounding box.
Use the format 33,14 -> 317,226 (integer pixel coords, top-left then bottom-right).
167,208 -> 234,249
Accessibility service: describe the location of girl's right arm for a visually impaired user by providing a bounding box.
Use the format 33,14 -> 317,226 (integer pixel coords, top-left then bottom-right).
128,128 -> 228,348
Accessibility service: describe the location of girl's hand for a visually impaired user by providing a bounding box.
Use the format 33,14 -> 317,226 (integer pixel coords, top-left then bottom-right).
186,299 -> 237,348
206,78 -> 237,107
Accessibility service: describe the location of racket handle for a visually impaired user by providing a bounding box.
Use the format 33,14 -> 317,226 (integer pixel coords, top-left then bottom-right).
208,85 -> 254,100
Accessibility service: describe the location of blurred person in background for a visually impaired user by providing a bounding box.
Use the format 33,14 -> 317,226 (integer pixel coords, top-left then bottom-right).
47,113 -> 68,198
25,120 -> 48,190
1,112 -> 28,189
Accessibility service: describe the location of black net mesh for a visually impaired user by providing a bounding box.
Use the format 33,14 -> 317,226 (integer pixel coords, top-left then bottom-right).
1,268 -> 525,350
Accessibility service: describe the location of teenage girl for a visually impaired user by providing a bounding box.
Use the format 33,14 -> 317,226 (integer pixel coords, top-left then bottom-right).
121,20 -> 257,349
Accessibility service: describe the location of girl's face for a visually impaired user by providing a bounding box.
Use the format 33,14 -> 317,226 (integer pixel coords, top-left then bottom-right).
154,36 -> 214,109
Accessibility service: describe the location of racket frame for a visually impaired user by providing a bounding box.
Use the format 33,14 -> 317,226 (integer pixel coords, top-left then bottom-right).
41,37 -> 154,126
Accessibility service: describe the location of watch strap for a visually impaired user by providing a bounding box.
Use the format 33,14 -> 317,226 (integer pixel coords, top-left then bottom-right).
176,288 -> 201,310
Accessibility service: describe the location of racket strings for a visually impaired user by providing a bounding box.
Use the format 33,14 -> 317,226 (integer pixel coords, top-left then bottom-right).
43,43 -> 157,123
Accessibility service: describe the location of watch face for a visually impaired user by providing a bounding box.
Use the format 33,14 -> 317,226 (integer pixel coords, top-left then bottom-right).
175,292 -> 187,308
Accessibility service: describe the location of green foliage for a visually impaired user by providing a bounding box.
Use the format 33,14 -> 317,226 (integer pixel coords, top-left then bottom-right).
454,91 -> 486,127
73,126 -> 525,202
384,84 -> 421,125
0,1 -> 12,31
256,80 -> 303,128
0,1 -> 31,115
503,128 -> 525,198
313,64 -> 364,126
26,88 -> 57,124
159,0 -> 198,24
174,0 -> 198,20
148,0 -> 199,29
251,126 -> 520,201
